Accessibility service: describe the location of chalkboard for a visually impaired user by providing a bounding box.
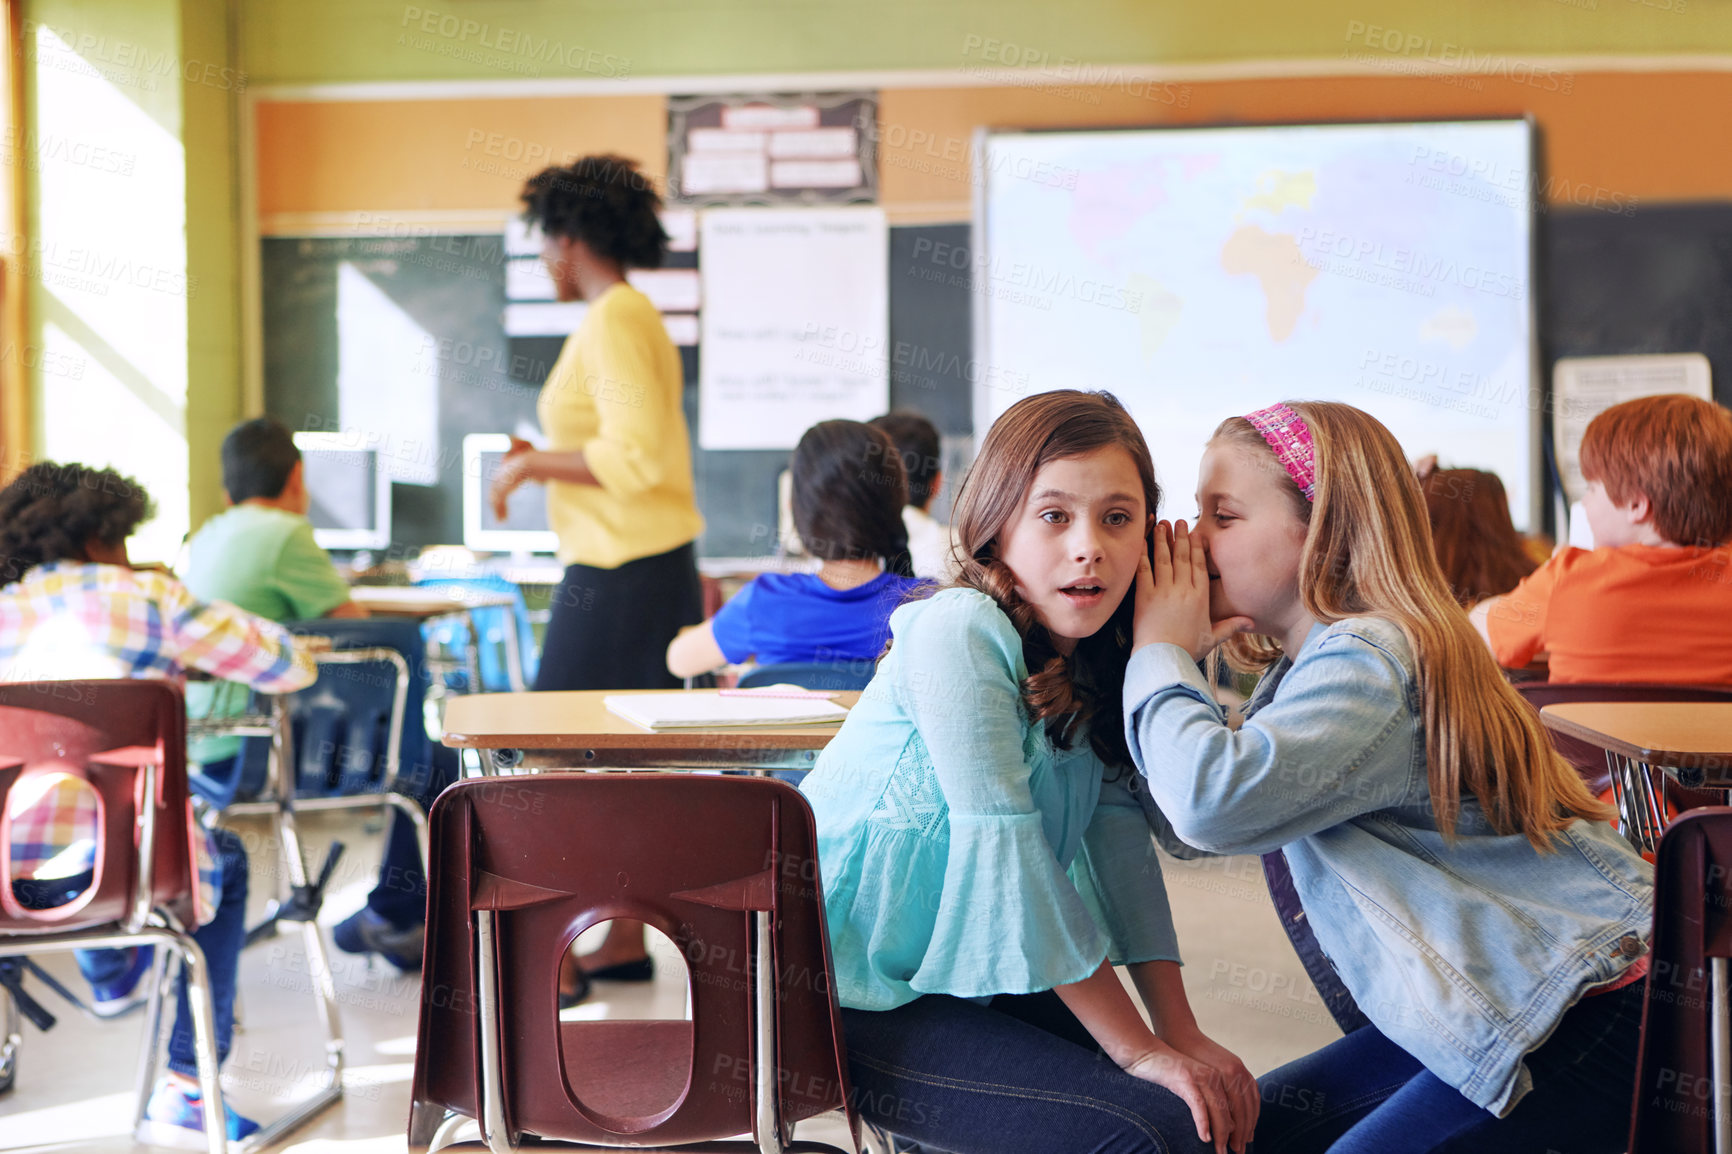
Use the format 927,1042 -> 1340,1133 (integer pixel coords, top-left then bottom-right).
261,208 -> 1732,556
260,235 -> 537,550
1541,204 -> 1732,410
259,223 -> 974,556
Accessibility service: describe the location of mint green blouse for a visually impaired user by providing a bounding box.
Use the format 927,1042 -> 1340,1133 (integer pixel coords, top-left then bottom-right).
800,588 -> 1182,1013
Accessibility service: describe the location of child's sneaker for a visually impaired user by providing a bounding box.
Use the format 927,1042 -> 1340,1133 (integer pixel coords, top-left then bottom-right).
134,1077 -> 259,1150
332,907 -> 425,972
89,945 -> 154,1018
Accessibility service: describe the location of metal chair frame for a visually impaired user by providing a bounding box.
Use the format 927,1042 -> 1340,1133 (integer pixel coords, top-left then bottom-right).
0,751 -> 235,1154
202,647 -> 430,872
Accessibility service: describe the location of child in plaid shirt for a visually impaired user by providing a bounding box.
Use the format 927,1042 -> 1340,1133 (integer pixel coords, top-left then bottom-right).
0,462 -> 316,1148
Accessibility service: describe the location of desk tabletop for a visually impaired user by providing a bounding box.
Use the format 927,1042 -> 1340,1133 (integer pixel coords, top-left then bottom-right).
441,688 -> 860,750
1540,702 -> 1732,768
349,585 -> 518,617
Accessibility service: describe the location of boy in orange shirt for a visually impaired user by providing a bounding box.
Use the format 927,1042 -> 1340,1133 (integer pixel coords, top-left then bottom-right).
1472,393 -> 1732,683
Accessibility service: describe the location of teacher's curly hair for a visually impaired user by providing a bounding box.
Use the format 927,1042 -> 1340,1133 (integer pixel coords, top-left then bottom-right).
520,154 -> 668,270
0,462 -> 153,585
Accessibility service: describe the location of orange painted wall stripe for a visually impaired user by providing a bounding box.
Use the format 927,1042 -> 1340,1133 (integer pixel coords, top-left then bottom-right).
255,95 -> 667,225
254,71 -> 1732,228
877,71 -> 1732,215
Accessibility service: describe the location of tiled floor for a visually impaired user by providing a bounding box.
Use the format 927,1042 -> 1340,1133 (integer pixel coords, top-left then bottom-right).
0,808 -> 1338,1152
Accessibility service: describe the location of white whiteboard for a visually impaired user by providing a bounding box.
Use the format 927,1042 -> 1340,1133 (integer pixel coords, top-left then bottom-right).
699,207 -> 889,450
975,120 -> 1540,527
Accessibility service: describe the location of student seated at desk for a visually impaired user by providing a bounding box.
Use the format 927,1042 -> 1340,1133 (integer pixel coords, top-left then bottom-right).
1414,458 -> 1536,607
869,409 -> 958,581
666,420 -> 928,680
1472,394 -> 1732,683
184,416 -> 366,622
185,416 -> 433,972
0,462 -> 317,1148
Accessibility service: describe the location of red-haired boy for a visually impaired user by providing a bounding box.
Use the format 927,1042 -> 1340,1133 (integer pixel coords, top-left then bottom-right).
1473,393 -> 1732,682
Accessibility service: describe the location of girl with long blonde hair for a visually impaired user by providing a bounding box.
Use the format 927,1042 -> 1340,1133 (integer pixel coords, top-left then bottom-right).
1128,401 -> 1652,1153
801,390 -> 1256,1154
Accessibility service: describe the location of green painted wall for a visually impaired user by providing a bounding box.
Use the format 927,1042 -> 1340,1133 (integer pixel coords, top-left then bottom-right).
182,0 -> 242,532
242,0 -> 1730,87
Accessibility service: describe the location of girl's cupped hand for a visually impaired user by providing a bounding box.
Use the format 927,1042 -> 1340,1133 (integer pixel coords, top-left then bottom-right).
1132,520 -> 1254,662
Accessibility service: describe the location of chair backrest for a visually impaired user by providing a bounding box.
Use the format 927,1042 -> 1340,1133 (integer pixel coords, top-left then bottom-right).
1516,683 -> 1732,797
415,576 -> 539,692
0,680 -> 197,931
412,774 -> 854,1148
1629,807 -> 1732,1152
228,618 -> 431,800
738,662 -> 874,692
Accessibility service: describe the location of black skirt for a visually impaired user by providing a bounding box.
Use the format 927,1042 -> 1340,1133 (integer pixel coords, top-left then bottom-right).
533,541 -> 704,691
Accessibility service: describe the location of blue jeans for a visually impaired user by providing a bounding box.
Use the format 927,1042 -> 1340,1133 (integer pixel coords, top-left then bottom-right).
1252,978 -> 1643,1154
17,827 -> 248,1078
840,991 -> 1213,1154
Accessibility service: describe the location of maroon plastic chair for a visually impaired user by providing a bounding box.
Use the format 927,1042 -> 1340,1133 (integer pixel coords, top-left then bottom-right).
0,680 -> 227,1154
408,773 -> 857,1153
1629,807 -> 1732,1153
1517,683 -> 1732,804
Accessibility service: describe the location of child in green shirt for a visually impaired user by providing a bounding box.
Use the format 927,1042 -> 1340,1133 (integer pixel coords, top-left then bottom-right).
185,416 -> 363,622
184,419 -> 427,969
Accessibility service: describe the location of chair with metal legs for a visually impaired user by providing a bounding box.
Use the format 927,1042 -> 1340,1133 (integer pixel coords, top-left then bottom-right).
406,773 -> 857,1154
202,624 -> 433,873
1629,806 -> 1732,1153
0,679 -> 334,1153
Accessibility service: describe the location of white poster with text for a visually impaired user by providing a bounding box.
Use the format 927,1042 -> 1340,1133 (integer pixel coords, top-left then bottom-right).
699,207 -> 889,450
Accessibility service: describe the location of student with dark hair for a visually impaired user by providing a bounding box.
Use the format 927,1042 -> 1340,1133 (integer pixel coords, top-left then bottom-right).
0,462 -> 316,1148
869,410 -> 958,580
492,154 -> 705,995
220,415 -> 301,503
185,417 -> 451,975
666,420 -> 926,681
186,416 -> 365,622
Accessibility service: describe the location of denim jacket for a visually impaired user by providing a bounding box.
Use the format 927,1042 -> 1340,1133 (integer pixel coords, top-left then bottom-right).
1124,616 -> 1654,1117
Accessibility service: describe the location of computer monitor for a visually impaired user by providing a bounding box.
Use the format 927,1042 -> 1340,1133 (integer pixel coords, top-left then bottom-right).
293,432 -> 391,551
463,434 -> 560,554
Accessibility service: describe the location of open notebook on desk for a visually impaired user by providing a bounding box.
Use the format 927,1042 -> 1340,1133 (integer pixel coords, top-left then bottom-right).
604,690 -> 850,730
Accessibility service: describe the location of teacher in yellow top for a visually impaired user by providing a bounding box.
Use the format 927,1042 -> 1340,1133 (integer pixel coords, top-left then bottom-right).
492,155 -> 706,695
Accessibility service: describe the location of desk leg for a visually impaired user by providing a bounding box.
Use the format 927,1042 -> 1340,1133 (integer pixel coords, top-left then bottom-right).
1634,757 -> 1668,852
1610,753 -> 1665,855
1715,956 -> 1729,1154
501,614 -> 525,693
462,612 -> 485,695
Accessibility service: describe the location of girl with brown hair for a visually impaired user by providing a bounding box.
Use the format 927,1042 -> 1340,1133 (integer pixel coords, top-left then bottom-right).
1128,401 -> 1653,1153
800,390 -> 1255,1154
1414,460 -> 1536,607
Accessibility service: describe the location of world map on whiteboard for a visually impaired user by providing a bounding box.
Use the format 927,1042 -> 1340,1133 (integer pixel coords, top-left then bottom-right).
979,121 -> 1536,526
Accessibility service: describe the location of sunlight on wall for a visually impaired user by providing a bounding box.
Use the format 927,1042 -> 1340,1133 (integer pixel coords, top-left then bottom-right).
336,260 -> 439,487
33,23 -> 188,561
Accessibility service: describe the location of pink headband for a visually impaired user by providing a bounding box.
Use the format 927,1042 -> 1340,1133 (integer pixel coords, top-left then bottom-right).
1244,403 -> 1317,502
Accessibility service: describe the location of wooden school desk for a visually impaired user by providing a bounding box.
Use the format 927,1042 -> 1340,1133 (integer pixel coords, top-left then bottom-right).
348,584 -> 526,692
441,689 -> 858,776
1541,702 -> 1732,853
